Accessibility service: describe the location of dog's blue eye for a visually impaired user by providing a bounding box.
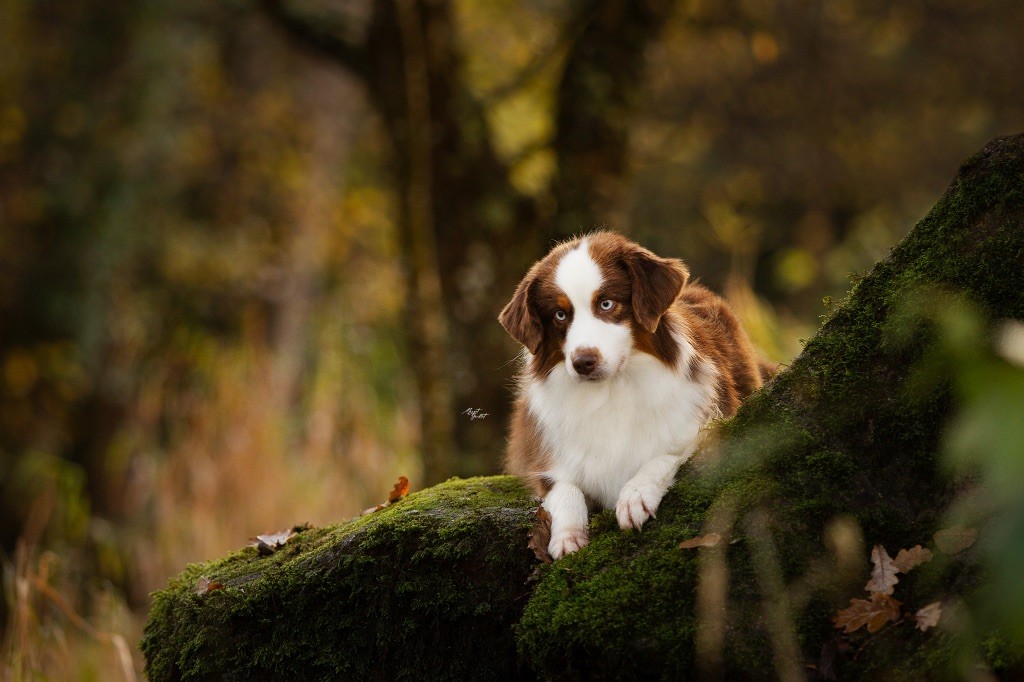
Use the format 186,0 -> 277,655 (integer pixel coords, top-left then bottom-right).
600,299 -> 614,311
555,310 -> 567,321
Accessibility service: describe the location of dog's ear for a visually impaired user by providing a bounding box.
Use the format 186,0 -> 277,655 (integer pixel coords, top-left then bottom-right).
499,273 -> 544,354
623,247 -> 689,334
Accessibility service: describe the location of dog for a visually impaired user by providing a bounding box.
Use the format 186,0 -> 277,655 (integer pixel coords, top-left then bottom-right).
499,231 -> 770,559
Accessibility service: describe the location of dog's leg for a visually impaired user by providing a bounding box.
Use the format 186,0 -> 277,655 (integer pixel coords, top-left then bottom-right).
616,450 -> 690,530
544,481 -> 589,559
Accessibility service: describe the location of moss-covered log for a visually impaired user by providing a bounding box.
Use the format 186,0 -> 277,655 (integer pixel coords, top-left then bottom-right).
141,476 -> 539,680
142,134 -> 1024,680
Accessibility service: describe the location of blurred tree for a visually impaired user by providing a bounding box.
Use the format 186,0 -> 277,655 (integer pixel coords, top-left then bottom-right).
260,0 -> 676,481
0,0 -> 141,540
629,0 -> 1024,315
1,0 -> 416,623
260,0 -> 1024,480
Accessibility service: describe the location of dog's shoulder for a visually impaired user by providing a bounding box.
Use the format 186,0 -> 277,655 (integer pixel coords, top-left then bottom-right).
671,283 -> 763,415
506,395 -> 552,497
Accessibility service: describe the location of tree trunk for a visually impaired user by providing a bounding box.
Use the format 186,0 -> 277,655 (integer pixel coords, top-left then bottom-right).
261,0 -> 678,481
551,0 -> 675,239
142,134 -> 1024,679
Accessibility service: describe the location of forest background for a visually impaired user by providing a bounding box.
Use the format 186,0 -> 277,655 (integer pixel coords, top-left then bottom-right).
2,0 -> 1024,677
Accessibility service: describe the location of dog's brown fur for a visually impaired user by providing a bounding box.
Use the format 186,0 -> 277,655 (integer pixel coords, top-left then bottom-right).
502,231 -> 770,498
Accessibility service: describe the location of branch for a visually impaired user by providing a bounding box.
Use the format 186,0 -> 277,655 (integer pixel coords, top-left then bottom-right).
480,2 -> 596,104
257,0 -> 369,76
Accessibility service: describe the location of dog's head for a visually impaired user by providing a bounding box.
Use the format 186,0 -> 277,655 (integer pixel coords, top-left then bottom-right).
499,232 -> 689,381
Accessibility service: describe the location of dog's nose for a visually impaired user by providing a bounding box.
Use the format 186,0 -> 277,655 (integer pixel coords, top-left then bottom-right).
572,350 -> 600,376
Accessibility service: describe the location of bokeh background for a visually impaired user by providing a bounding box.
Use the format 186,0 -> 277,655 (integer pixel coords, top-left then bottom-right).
2,0 -> 1024,677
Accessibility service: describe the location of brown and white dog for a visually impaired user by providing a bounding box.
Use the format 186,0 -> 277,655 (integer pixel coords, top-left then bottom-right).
499,231 -> 769,559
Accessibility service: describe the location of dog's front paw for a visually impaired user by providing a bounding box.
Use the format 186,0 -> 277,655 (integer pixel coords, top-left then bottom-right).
549,526 -> 588,559
616,482 -> 664,530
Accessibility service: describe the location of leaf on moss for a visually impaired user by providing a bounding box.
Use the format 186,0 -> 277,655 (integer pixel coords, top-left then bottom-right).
527,504 -> 552,564
249,528 -> 296,555
388,476 -> 411,503
934,526 -> 977,555
865,545 -> 899,595
833,593 -> 902,633
362,475 -> 413,515
914,601 -> 942,632
195,576 -> 224,595
679,533 -> 722,549
892,545 -> 933,573
256,529 -> 296,547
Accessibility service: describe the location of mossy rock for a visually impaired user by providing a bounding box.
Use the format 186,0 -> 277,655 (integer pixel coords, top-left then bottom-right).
143,134 -> 1024,680
141,476 -> 539,680
519,133 -> 1024,679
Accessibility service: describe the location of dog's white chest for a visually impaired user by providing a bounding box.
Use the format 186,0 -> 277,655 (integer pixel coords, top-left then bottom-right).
526,351 -> 711,508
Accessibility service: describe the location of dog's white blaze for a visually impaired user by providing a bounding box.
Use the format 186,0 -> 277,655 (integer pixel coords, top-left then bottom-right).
527,331 -> 717,509
554,239 -> 632,377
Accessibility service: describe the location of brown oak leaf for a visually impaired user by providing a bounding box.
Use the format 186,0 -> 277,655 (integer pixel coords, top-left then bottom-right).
248,528 -> 296,554
934,526 -> 977,555
914,601 -> 942,632
892,545 -> 933,573
527,504 -> 553,564
195,576 -> 224,595
865,545 -> 899,595
833,593 -> 902,633
388,476 -> 411,504
679,533 -> 722,549
362,475 -> 413,515
254,529 -> 296,547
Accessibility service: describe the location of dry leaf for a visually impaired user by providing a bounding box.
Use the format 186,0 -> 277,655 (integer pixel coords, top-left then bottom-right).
892,545 -> 933,573
527,505 -> 553,564
363,476 -> 412,515
833,593 -> 902,633
679,533 -> 722,549
914,601 -> 942,632
248,528 -> 296,554
934,526 -> 977,555
255,529 -> 296,547
865,545 -> 899,595
388,476 -> 411,504
195,576 -> 224,595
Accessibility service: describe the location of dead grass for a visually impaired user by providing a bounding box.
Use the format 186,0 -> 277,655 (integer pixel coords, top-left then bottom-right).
2,321 -> 417,681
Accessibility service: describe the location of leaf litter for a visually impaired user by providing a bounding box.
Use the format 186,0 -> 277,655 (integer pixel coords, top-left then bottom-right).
833,534 -> 953,636
362,475 -> 412,515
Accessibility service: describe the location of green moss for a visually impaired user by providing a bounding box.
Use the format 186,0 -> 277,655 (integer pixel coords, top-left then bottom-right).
515,134 -> 1024,678
517,490 -> 706,679
980,633 -> 1024,672
141,476 -> 538,681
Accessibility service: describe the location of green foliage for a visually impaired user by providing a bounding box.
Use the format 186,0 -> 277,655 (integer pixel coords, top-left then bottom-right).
896,296 -> 1024,656
4,451 -> 91,546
